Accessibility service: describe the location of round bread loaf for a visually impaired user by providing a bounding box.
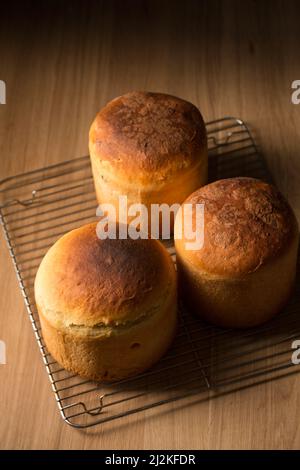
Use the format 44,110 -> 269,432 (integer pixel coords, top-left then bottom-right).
174,177 -> 299,328
89,91 -> 207,232
34,223 -> 177,381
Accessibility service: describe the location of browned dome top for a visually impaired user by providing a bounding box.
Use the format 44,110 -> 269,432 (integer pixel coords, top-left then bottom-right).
175,177 -> 298,277
35,223 -> 176,327
89,91 -> 207,176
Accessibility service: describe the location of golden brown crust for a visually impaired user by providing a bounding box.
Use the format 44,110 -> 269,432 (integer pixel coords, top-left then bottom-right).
34,222 -> 176,328
89,91 -> 207,182
175,177 -> 299,277
177,233 -> 298,328
38,287 -> 177,381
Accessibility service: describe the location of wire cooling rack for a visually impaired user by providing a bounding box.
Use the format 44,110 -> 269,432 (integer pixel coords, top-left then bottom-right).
1,117 -> 300,428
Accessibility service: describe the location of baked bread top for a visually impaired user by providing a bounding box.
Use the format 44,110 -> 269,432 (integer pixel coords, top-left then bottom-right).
35,223 -> 176,329
89,91 -> 207,184
175,177 -> 298,277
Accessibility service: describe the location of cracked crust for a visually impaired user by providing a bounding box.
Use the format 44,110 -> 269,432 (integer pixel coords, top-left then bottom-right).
175,177 -> 299,277
89,91 -> 207,182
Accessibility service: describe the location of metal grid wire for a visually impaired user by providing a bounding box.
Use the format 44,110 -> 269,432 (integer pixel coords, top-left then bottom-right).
1,117 -> 300,428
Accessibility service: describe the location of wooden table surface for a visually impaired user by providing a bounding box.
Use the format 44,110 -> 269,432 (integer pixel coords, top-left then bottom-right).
1,0 -> 300,450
